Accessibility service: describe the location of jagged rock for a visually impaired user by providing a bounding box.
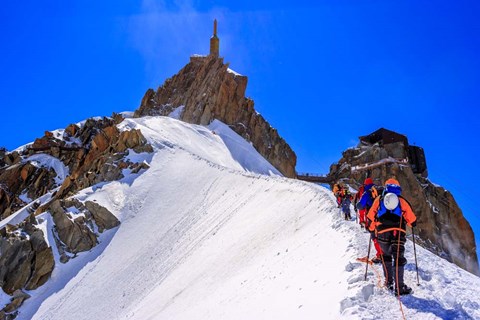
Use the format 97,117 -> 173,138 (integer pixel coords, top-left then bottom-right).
2,152 -> 21,166
0,218 -> 54,295
116,129 -> 153,153
1,113 -> 154,220
25,230 -> 55,290
0,148 -> 6,168
2,289 -> 30,314
133,55 -> 296,177
0,237 -> 32,294
65,124 -> 79,137
111,112 -> 125,125
20,162 -> 35,182
130,162 -> 150,174
84,201 -> 120,233
329,128 -> 479,275
0,160 -> 57,220
0,101 -> 148,307
47,199 -> 121,257
49,200 -> 97,254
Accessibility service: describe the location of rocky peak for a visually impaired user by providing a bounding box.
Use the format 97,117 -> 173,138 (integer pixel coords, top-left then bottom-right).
133,55 -> 297,178
329,128 -> 479,275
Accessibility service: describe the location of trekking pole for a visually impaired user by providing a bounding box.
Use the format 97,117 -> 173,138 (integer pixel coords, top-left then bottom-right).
412,227 -> 420,286
364,235 -> 372,281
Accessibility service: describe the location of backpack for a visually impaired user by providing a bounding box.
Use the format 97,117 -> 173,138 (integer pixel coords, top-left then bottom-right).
377,195 -> 402,218
363,186 -> 378,210
369,186 -> 378,199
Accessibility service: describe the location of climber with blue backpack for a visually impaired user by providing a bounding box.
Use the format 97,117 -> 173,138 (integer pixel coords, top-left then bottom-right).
366,178 -> 417,296
357,178 -> 383,264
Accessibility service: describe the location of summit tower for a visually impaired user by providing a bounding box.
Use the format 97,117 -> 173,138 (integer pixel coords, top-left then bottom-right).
209,19 -> 219,57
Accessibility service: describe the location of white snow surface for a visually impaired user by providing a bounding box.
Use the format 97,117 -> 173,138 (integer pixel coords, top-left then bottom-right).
227,68 -> 243,76
168,105 -> 185,119
6,116 -> 479,320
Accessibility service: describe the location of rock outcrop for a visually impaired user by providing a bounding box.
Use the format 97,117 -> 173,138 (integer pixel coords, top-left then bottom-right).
329,128 -> 479,275
0,114 -> 153,221
0,161 -> 57,220
0,214 -> 54,295
0,114 -> 152,314
133,55 -> 296,178
48,199 -> 120,263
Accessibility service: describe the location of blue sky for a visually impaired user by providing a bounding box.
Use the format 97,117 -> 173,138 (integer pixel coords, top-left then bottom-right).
1,1 -> 480,259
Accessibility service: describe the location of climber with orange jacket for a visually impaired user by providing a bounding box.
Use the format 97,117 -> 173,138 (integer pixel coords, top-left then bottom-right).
367,178 -> 417,296
332,182 -> 343,208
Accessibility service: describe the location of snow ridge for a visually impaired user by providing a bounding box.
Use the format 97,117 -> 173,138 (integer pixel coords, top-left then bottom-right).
7,116 -> 480,320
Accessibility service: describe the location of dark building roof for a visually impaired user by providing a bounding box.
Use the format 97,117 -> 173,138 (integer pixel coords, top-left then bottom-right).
359,128 -> 409,146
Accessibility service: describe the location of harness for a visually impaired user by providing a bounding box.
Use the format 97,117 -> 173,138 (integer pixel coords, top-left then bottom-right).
377,227 -> 406,235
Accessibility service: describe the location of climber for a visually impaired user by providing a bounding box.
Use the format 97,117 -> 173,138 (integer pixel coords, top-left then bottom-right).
353,184 -> 365,227
356,177 -> 382,264
332,182 -> 343,208
341,187 -> 353,220
367,178 -> 417,295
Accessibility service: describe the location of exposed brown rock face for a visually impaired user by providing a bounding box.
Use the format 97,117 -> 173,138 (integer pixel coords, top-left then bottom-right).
48,199 -> 120,261
0,162 -> 57,220
133,55 -> 296,178
0,114 -> 152,311
0,114 -> 153,221
84,201 -> 121,233
0,215 -> 54,295
0,147 -> 6,168
329,129 -> 479,275
49,199 -> 98,255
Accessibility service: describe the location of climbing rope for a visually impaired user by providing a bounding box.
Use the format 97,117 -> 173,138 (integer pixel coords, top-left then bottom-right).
395,227 -> 407,320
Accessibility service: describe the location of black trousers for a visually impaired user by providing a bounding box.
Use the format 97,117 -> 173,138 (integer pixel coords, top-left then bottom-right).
377,230 -> 407,284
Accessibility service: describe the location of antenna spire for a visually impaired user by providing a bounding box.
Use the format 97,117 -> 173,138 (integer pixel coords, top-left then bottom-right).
210,19 -> 219,57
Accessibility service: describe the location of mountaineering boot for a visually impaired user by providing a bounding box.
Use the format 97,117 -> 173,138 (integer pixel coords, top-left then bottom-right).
371,256 -> 382,264
394,283 -> 413,296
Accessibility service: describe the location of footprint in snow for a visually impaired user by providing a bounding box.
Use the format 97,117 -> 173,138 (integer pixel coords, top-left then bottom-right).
359,284 -> 375,302
345,262 -> 361,272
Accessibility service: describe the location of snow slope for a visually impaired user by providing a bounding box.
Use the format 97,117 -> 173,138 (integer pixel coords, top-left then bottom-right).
7,116 -> 480,319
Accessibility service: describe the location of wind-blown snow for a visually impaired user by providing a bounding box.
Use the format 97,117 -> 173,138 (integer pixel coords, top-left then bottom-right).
6,116 -> 479,320
168,105 -> 184,119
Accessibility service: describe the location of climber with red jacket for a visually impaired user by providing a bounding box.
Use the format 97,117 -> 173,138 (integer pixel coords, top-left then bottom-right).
356,178 -> 383,264
367,178 -> 417,295
353,184 -> 365,227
